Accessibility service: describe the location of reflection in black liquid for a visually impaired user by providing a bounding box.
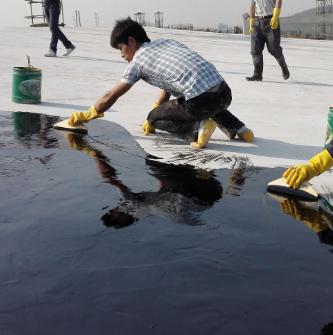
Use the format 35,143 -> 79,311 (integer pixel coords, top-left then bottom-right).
65,133 -> 223,228
269,194 -> 333,246
12,111 -> 60,148
321,322 -> 333,335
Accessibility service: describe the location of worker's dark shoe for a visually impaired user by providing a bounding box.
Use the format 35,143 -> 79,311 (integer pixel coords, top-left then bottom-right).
246,74 -> 262,81
277,56 -> 290,80
190,119 -> 217,149
236,126 -> 254,142
282,68 -> 290,80
247,54 -> 263,81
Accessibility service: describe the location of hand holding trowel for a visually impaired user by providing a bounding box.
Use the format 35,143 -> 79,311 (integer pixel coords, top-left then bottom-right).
53,105 -> 104,134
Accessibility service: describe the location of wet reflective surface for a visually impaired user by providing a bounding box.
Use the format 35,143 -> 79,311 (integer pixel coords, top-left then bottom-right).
1,112 -> 333,335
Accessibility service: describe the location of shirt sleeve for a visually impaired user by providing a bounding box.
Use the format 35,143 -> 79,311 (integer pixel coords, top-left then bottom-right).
326,138 -> 333,158
121,62 -> 141,85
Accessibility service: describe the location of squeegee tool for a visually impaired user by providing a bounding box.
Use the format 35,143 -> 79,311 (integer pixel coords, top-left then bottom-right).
267,177 -> 319,201
53,119 -> 88,134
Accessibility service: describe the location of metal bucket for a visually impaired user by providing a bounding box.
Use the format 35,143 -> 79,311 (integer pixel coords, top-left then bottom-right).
12,67 -> 42,104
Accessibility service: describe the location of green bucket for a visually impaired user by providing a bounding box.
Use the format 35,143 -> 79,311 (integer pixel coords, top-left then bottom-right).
12,67 -> 42,104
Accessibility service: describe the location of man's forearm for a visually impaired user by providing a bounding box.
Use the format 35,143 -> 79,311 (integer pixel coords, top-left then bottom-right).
155,89 -> 171,105
249,3 -> 255,17
94,82 -> 132,113
275,0 -> 282,9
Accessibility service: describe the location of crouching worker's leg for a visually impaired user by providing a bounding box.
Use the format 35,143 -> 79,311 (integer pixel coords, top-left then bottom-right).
212,83 -> 254,142
190,119 -> 217,149
144,100 -> 202,144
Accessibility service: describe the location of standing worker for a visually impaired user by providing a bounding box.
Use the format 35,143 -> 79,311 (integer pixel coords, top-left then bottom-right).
246,0 -> 290,81
67,18 -> 254,149
44,0 -> 76,57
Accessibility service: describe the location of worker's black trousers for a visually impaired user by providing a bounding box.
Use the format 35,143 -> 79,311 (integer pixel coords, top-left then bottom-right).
45,2 -> 73,52
251,17 -> 283,59
147,81 -> 245,142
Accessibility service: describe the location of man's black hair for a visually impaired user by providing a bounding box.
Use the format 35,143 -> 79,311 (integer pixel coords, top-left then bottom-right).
110,17 -> 151,49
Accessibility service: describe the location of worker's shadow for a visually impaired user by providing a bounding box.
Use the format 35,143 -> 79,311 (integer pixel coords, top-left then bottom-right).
64,132 -> 229,228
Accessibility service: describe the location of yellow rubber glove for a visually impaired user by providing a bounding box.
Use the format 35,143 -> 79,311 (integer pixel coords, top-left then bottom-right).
142,119 -> 155,136
68,105 -> 104,126
283,149 -> 333,189
270,7 -> 281,29
142,102 -> 160,135
151,102 -> 160,110
249,17 -> 254,33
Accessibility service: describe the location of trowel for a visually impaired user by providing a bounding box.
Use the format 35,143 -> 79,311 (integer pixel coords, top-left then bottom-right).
53,119 -> 88,134
267,177 -> 319,201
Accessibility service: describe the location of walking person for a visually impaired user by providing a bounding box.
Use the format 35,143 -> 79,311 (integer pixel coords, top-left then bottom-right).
246,0 -> 290,81
44,0 -> 76,57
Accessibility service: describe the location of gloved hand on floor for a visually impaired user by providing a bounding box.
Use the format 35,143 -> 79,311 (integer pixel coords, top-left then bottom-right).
68,105 -> 104,126
270,7 -> 281,29
249,17 -> 254,33
283,149 -> 333,189
142,119 -> 155,136
142,102 -> 160,136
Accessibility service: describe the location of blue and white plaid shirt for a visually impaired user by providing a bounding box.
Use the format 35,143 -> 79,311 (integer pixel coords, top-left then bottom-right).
121,39 -> 224,100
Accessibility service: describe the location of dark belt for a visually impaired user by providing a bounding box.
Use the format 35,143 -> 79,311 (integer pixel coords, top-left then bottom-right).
255,15 -> 273,19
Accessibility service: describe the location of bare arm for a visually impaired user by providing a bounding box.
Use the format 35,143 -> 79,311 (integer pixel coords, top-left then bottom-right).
249,2 -> 255,17
155,89 -> 171,105
94,82 -> 133,113
275,0 -> 282,9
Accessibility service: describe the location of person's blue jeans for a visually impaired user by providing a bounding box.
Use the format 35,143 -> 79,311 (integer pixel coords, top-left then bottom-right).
45,3 -> 73,52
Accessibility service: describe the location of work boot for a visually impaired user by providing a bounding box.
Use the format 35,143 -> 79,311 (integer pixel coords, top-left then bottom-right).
236,126 -> 254,142
190,119 -> 217,149
246,54 -> 263,81
246,74 -> 262,81
277,55 -> 290,80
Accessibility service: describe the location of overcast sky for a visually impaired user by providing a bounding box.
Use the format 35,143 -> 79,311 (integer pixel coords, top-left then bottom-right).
4,0 -> 315,28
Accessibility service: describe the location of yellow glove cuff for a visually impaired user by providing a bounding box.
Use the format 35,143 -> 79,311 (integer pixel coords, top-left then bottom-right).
272,7 -> 281,18
87,105 -> 104,120
151,102 -> 160,110
249,17 -> 254,33
309,149 -> 333,174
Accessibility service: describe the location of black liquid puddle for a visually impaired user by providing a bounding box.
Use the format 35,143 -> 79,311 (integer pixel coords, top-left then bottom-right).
1,112 -> 333,335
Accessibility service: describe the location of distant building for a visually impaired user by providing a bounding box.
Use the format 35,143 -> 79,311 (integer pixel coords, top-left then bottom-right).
281,8 -> 333,39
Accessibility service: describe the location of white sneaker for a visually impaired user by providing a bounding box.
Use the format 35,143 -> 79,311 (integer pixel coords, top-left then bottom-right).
44,49 -> 56,57
63,46 -> 76,56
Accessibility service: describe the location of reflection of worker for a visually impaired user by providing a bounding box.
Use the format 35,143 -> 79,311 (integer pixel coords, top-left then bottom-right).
65,133 -> 223,228
68,17 -> 254,149
321,322 -> 333,335
44,0 -> 76,57
283,140 -> 333,189
246,0 -> 290,81
279,198 -> 333,246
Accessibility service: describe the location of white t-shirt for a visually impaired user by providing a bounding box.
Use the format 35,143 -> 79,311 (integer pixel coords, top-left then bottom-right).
251,0 -> 276,16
